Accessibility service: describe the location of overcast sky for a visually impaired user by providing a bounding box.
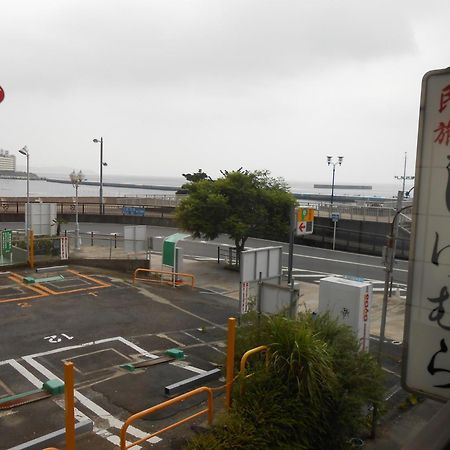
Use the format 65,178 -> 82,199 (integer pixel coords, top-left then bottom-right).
1,0 -> 449,185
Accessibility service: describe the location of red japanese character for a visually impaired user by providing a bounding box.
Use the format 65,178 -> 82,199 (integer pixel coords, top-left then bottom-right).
434,120 -> 450,146
440,85 -> 450,113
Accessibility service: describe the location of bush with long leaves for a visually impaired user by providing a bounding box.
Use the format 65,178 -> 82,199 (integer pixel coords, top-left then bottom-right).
185,312 -> 384,450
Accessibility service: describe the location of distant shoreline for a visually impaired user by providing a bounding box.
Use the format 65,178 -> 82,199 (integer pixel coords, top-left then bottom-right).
43,177 -> 181,191
0,170 -> 40,180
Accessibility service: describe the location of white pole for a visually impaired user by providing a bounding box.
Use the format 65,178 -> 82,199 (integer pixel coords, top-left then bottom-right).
332,220 -> 337,250
75,182 -> 81,250
25,152 -> 30,256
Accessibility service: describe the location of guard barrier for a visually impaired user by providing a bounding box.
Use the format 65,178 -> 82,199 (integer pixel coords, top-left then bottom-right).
239,345 -> 269,394
133,268 -> 195,288
120,386 -> 214,450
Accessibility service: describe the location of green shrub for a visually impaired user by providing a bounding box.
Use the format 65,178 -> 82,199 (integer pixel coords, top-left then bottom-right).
184,312 -> 384,450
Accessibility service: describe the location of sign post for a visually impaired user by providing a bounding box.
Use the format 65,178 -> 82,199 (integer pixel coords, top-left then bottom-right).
295,208 -> 315,236
331,212 -> 340,250
1,229 -> 12,264
403,68 -> 450,400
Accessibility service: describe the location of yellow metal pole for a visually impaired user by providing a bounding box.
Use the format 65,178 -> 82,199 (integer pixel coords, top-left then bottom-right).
225,317 -> 236,411
64,361 -> 76,450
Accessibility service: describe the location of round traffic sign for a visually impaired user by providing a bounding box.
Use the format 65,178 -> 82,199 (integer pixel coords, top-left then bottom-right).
0,86 -> 4,103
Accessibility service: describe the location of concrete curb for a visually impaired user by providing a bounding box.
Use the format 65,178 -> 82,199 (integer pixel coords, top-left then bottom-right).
9,419 -> 93,450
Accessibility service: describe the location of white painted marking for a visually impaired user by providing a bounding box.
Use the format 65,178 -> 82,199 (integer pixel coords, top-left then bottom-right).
94,427 -> 144,449
115,336 -> 159,359
385,384 -> 402,401
4,359 -> 90,423
282,251 -> 409,273
157,333 -> 185,348
292,274 -> 327,278
171,360 -> 207,374
22,354 -> 161,443
61,333 -> 74,340
382,367 -> 401,378
183,332 -> 204,344
6,360 -> 44,388
24,336 -> 158,360
106,433 -> 142,449
16,334 -> 210,445
44,334 -> 74,344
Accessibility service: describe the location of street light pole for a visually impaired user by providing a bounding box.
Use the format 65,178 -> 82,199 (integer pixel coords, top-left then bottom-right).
326,155 -> 343,207
19,146 -> 30,255
93,137 -> 106,214
395,152 -> 414,197
70,170 -> 85,250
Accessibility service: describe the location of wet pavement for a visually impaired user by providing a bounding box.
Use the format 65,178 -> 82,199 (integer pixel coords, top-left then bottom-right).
0,254 -> 445,449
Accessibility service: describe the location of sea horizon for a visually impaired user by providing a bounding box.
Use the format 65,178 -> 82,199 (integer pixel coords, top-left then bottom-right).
0,171 -> 411,199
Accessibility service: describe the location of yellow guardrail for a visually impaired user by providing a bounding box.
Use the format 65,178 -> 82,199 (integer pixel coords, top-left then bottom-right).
133,268 -> 195,288
239,345 -> 269,394
120,386 -> 213,449
240,345 -> 270,374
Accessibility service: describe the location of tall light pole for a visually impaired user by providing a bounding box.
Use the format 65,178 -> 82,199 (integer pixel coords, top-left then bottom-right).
70,170 -> 85,250
19,146 -> 30,255
394,152 -> 415,197
93,137 -> 107,214
326,155 -> 343,206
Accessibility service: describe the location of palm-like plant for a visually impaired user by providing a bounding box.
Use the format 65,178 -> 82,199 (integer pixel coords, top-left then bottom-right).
186,312 -> 384,450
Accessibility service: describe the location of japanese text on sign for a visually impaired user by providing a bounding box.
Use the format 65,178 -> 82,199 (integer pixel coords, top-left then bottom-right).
403,68 -> 450,400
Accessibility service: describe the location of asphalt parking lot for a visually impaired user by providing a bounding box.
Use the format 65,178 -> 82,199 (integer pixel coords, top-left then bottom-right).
0,266 -> 238,449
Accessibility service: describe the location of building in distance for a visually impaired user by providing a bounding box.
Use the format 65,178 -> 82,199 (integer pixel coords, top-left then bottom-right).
0,149 -> 16,171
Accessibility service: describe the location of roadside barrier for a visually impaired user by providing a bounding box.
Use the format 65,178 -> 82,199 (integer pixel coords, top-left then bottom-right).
133,268 -> 195,288
239,345 -> 270,394
45,319 -> 270,450
120,386 -> 214,450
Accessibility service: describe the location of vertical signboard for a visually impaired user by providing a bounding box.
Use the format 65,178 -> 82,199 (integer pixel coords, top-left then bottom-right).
239,246 -> 282,314
60,237 -> 69,260
1,230 -> 12,254
403,68 -> 450,400
295,208 -> 314,235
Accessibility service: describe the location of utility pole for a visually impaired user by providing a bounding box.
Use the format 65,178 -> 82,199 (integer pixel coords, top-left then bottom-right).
287,207 -> 295,284
395,152 -> 414,196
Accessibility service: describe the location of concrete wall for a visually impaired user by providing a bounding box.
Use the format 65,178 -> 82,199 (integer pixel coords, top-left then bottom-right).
0,213 -> 410,259
295,217 -> 410,259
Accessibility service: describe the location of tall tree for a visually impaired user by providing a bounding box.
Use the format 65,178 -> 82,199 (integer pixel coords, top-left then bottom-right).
176,170 -> 296,257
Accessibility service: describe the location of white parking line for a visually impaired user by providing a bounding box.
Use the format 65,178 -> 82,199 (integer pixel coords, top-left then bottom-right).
22,344 -> 162,445
11,334 -> 213,447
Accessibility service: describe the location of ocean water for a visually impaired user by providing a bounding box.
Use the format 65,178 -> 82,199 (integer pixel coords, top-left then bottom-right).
0,173 -> 405,199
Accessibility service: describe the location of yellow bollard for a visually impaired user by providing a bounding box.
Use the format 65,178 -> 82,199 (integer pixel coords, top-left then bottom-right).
225,317 -> 236,411
64,362 -> 76,450
28,229 -> 34,269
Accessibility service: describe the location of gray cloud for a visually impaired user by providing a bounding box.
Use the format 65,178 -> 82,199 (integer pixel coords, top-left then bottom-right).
1,0 -> 417,92
0,0 -> 448,184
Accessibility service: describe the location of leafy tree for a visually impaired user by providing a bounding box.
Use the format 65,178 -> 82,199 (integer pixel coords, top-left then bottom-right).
176,170 -> 296,257
181,169 -> 211,188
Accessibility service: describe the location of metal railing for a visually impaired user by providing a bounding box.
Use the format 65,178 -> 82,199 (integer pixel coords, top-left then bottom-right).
239,345 -> 269,394
1,198 -> 414,224
0,196 -> 180,217
133,268 -> 195,287
217,245 -> 238,265
120,386 -> 214,450
314,203 -> 413,223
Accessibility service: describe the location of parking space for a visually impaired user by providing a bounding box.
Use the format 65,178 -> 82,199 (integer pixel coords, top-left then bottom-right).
0,272 -> 48,304
0,265 -> 238,449
0,268 -> 111,306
